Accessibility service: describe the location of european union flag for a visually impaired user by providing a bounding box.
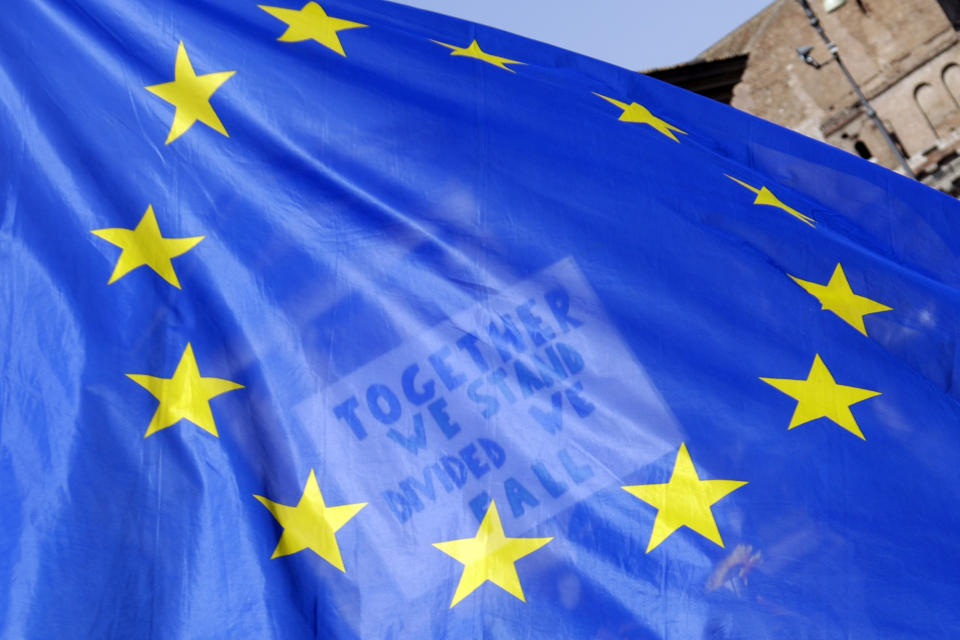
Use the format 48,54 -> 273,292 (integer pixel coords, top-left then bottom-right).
3,1 -> 960,638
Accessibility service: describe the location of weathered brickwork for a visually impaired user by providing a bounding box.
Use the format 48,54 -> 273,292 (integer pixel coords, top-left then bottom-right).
697,0 -> 960,192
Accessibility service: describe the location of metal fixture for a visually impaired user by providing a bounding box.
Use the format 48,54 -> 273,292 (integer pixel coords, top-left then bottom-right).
823,0 -> 847,13
794,0 -> 916,178
795,46 -> 820,69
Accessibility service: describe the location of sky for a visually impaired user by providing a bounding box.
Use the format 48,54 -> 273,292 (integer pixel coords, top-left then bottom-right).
395,0 -> 776,71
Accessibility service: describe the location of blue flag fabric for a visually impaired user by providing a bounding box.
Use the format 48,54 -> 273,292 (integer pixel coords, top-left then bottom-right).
3,1 -> 960,638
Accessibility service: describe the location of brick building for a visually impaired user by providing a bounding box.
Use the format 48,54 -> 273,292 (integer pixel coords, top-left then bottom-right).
649,0 -> 960,194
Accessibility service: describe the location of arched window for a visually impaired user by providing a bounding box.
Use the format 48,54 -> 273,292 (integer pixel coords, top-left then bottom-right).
853,140 -> 873,159
914,82 -> 958,139
942,64 -> 960,110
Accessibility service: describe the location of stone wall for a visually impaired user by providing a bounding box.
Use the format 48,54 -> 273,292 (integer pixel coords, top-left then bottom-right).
696,0 -> 960,190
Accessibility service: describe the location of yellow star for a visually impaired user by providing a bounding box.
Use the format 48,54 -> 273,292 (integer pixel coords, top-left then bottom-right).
127,343 -> 244,438
594,93 -> 687,142
258,2 -> 366,56
433,501 -> 552,607
254,470 -> 367,570
433,39 -> 524,72
726,174 -> 816,227
761,354 -> 880,440
145,42 -> 236,144
90,205 -> 203,289
622,443 -> 747,553
789,263 -> 892,336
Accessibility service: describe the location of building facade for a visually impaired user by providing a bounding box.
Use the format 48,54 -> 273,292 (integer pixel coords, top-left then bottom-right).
651,0 -> 960,194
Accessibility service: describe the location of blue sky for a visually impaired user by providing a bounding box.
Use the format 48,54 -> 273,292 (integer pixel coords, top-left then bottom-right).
395,0 -> 775,70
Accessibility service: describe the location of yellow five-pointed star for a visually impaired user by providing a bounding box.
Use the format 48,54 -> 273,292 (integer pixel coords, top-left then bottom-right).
789,263 -> 892,335
594,93 -> 687,142
90,205 -> 203,288
145,42 -> 236,144
127,343 -> 244,438
433,39 -> 524,72
433,501 -> 552,607
726,175 -> 816,227
254,470 -> 367,570
259,2 -> 366,56
761,354 -> 880,440
622,443 -> 747,553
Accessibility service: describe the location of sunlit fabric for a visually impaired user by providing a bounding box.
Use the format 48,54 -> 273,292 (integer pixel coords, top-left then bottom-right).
3,1 -> 960,638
